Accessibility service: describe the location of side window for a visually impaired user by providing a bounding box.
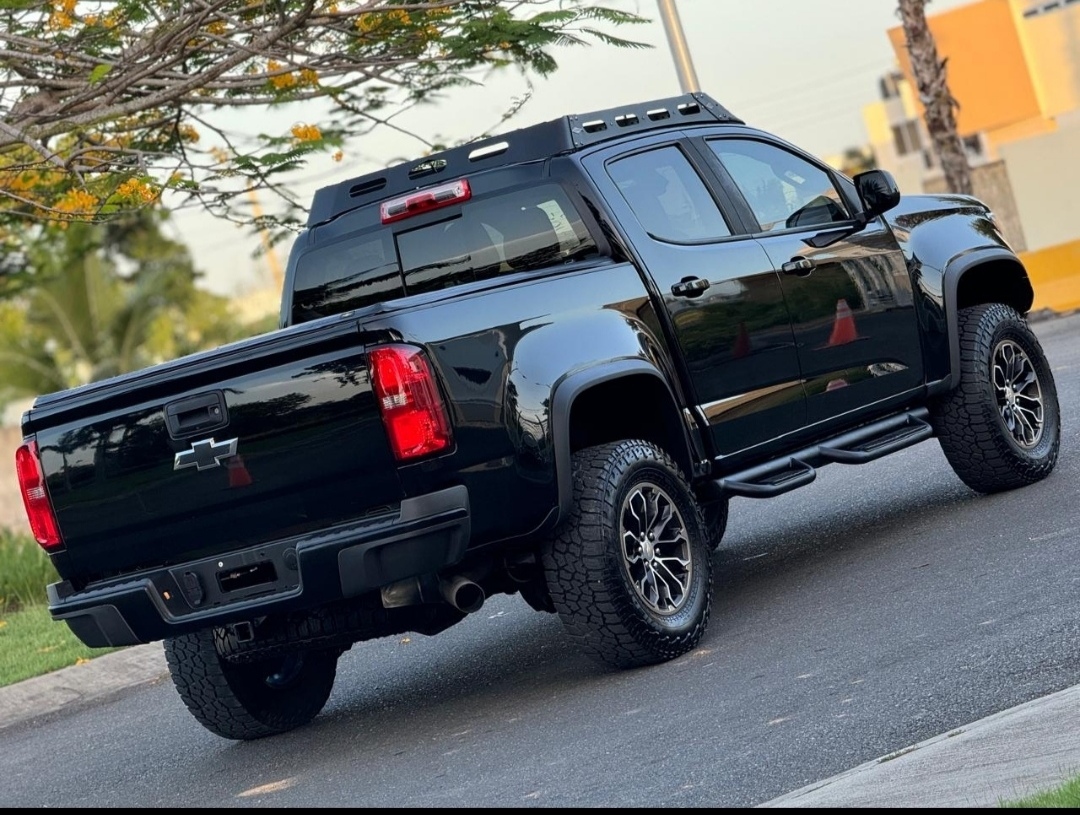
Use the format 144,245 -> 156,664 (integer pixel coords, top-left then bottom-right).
707,139 -> 851,233
608,146 -> 732,243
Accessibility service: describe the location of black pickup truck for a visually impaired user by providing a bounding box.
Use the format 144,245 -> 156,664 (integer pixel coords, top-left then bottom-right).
16,93 -> 1060,740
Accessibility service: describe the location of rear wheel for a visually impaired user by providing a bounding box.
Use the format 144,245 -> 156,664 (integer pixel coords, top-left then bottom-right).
931,303 -> 1060,493
164,627 -> 339,740
542,439 -> 712,669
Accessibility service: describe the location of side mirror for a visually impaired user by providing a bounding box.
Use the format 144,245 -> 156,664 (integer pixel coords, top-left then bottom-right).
802,169 -> 901,249
854,169 -> 900,219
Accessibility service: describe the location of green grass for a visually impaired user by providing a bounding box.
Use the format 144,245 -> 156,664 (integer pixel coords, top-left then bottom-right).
1001,774 -> 1080,808
0,528 -> 57,611
0,604 -> 120,686
0,529 -> 121,687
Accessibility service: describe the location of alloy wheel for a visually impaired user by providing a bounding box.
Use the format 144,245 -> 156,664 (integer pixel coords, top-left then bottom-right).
992,338 -> 1044,449
619,482 -> 693,616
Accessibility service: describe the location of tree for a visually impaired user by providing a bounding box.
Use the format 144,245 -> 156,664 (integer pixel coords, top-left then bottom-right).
0,210 -> 265,402
0,1 -> 646,237
838,146 -> 876,177
896,0 -> 973,195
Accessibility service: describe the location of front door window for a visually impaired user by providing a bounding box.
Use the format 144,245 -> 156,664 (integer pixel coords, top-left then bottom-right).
706,139 -> 851,234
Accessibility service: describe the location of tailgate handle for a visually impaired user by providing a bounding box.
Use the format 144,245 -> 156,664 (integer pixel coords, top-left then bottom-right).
165,392 -> 228,439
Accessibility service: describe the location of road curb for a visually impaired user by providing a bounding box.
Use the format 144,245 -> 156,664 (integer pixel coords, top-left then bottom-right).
0,643 -> 168,732
757,683 -> 1080,808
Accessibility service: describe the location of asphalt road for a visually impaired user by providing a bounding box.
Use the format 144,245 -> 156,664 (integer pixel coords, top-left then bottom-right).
3,313 -> 1079,808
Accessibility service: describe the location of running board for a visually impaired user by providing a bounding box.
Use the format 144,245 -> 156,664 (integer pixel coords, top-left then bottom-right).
714,408 -> 934,499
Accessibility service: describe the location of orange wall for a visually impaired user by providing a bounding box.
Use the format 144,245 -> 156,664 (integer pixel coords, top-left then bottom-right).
888,0 -> 1041,136
1015,1 -> 1080,119
1021,241 -> 1080,313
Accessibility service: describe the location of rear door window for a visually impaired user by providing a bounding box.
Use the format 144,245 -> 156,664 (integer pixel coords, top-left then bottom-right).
608,145 -> 732,243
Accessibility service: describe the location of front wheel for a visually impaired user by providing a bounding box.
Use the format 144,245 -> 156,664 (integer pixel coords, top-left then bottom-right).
930,303 -> 1060,493
164,627 -> 339,740
542,440 -> 712,670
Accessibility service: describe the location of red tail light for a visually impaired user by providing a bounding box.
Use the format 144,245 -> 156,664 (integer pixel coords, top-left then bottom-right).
369,345 -> 453,461
15,440 -> 62,550
380,179 -> 471,224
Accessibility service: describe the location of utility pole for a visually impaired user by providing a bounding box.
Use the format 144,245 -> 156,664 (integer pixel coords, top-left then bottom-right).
246,186 -> 284,292
657,0 -> 700,94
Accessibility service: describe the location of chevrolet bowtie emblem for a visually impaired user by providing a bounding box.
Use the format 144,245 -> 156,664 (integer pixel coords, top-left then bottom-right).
174,437 -> 239,472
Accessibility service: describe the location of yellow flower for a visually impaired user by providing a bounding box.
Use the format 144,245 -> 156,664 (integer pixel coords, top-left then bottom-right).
267,60 -> 297,90
177,124 -> 200,143
299,68 -> 319,87
357,9 -> 408,33
205,20 -> 227,36
291,124 -> 322,142
47,11 -> 72,30
116,178 -> 158,204
55,189 -> 99,218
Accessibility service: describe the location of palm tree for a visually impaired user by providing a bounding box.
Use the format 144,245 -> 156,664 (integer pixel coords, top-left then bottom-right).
0,212 -> 263,402
896,0 -> 973,195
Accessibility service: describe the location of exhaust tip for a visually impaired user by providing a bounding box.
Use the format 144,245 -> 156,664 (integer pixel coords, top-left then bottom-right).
441,576 -> 485,614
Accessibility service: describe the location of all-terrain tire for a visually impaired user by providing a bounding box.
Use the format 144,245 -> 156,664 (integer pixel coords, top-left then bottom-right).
541,440 -> 712,670
930,303 -> 1060,493
702,496 -> 730,552
164,627 -> 339,740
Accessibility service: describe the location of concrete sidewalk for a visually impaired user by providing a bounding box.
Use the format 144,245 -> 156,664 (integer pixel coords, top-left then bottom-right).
3,644 -> 1080,807
0,643 -> 168,732
760,684 -> 1080,807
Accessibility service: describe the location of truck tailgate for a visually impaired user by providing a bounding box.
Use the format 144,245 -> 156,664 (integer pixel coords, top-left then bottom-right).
26,317 -> 404,581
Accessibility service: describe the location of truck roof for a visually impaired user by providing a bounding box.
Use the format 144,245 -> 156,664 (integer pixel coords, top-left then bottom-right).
307,92 -> 742,228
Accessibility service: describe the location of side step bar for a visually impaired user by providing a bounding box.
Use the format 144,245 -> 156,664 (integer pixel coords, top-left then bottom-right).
714,408 -> 934,499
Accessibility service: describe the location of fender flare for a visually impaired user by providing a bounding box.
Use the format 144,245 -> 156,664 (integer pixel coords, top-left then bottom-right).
550,359 -> 689,525
939,247 -> 1033,392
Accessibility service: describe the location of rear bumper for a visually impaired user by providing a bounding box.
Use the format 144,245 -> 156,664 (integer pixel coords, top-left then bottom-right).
48,486 -> 470,648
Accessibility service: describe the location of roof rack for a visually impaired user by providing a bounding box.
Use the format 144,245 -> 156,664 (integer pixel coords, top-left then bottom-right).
307,92 -> 741,227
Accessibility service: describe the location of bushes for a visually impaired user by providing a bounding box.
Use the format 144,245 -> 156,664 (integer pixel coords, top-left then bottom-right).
0,529 -> 55,611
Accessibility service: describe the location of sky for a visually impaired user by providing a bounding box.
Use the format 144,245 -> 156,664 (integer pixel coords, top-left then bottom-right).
169,0 -> 977,298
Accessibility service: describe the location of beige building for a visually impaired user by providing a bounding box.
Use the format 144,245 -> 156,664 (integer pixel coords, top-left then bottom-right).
863,0 -> 1080,312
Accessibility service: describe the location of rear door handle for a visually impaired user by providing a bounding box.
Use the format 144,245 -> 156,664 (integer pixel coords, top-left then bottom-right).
671,276 -> 711,298
781,257 -> 815,276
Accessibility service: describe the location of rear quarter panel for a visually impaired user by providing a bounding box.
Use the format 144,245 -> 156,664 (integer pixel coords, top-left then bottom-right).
356,261 -> 678,548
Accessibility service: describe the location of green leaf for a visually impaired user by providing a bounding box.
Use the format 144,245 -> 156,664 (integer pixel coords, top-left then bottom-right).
88,64 -> 114,84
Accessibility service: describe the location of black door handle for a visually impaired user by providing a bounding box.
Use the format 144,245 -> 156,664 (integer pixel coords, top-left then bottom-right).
781,257 -> 815,276
671,276 -> 711,297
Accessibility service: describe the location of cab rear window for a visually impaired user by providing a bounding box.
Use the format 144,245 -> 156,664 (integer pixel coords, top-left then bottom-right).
291,184 -> 597,323
397,184 -> 597,296
290,232 -> 400,323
